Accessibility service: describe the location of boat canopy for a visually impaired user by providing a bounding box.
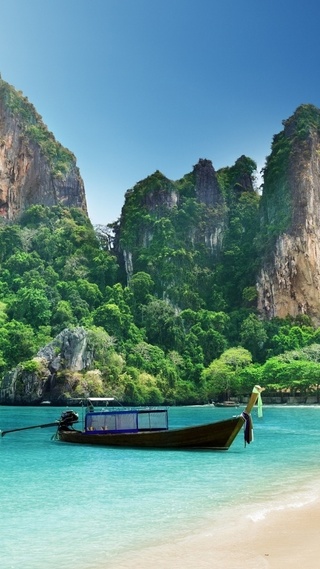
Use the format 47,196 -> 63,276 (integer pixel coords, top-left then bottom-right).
85,409 -> 168,434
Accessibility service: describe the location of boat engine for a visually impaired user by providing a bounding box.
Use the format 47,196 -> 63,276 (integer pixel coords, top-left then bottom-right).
58,410 -> 79,430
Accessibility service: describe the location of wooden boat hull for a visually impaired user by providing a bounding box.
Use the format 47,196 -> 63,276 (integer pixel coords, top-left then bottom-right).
58,415 -> 245,450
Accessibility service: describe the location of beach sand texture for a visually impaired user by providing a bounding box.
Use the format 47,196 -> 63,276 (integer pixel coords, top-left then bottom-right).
108,500 -> 320,568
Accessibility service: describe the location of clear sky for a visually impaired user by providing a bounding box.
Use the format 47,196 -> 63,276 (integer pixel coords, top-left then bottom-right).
1,0 -> 320,225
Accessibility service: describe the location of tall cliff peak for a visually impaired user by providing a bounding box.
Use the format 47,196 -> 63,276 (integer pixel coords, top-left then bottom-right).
0,77 -> 87,220
282,103 -> 320,139
231,155 -> 256,194
193,158 -> 222,206
257,103 -> 320,324
113,153 -> 259,306
140,170 -> 178,212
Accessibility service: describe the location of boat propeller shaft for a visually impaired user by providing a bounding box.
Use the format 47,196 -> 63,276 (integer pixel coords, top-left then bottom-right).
1,410 -> 79,437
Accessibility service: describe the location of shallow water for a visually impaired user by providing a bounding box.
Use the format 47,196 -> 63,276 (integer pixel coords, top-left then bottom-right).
0,405 -> 319,569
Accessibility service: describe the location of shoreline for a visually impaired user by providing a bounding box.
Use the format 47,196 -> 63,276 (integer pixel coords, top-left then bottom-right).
106,497 -> 320,569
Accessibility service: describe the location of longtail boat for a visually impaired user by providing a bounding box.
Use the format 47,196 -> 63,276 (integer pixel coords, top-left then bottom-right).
55,385 -> 263,450
1,386 -> 263,449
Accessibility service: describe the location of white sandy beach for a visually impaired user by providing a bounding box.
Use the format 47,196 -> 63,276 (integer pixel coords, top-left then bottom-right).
107,499 -> 320,569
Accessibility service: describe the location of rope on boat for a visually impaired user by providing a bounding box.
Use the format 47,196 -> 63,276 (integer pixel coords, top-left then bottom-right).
241,412 -> 253,446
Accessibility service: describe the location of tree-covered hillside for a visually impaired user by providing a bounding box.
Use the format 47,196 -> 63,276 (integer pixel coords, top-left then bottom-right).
113,156 -> 260,313
1,199 -> 320,405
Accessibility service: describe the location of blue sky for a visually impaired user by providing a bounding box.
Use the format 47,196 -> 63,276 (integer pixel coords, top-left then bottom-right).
1,0 -> 320,225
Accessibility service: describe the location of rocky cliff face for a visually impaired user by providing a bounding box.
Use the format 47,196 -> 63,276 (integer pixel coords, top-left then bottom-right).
192,158 -> 226,254
0,77 -> 87,220
257,105 -> 320,324
112,155 -> 257,309
0,328 -> 94,404
140,171 -> 179,213
194,158 -> 223,207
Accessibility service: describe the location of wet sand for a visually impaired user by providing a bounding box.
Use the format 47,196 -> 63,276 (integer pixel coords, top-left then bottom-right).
108,499 -> 320,568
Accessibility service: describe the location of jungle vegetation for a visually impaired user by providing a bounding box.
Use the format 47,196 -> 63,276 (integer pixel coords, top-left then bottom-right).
0,192 -> 319,406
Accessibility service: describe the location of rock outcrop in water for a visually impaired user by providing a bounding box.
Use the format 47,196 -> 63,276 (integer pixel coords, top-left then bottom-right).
0,328 -> 94,404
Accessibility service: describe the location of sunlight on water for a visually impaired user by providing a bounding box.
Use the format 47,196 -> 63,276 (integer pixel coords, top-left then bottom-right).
1,405 -> 320,569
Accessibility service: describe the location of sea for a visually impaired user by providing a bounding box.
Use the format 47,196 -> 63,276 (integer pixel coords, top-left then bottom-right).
0,403 -> 320,569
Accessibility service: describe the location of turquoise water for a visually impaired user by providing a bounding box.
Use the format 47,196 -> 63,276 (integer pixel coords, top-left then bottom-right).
1,404 -> 320,569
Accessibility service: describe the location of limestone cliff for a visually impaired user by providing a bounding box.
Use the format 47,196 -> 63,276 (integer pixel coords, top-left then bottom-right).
114,159 -> 228,277
0,77 -> 87,220
257,105 -> 320,324
112,156 -> 257,310
0,328 -> 94,404
193,158 -> 223,206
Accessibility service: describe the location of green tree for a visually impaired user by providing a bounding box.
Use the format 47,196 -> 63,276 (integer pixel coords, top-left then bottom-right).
92,302 -> 134,341
0,225 -> 23,262
126,342 -> 167,375
202,360 -> 235,401
3,251 -> 44,286
89,251 -> 118,290
240,313 -> 268,362
8,287 -> 52,328
189,324 -> 227,366
51,300 -> 76,332
0,320 -> 36,369
76,279 -> 103,309
220,346 -> 252,369
129,272 -> 155,304
143,300 -> 184,351
271,324 -> 314,354
202,347 -> 252,400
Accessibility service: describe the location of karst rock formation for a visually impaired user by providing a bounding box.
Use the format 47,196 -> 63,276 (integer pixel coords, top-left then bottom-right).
0,76 -> 87,220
